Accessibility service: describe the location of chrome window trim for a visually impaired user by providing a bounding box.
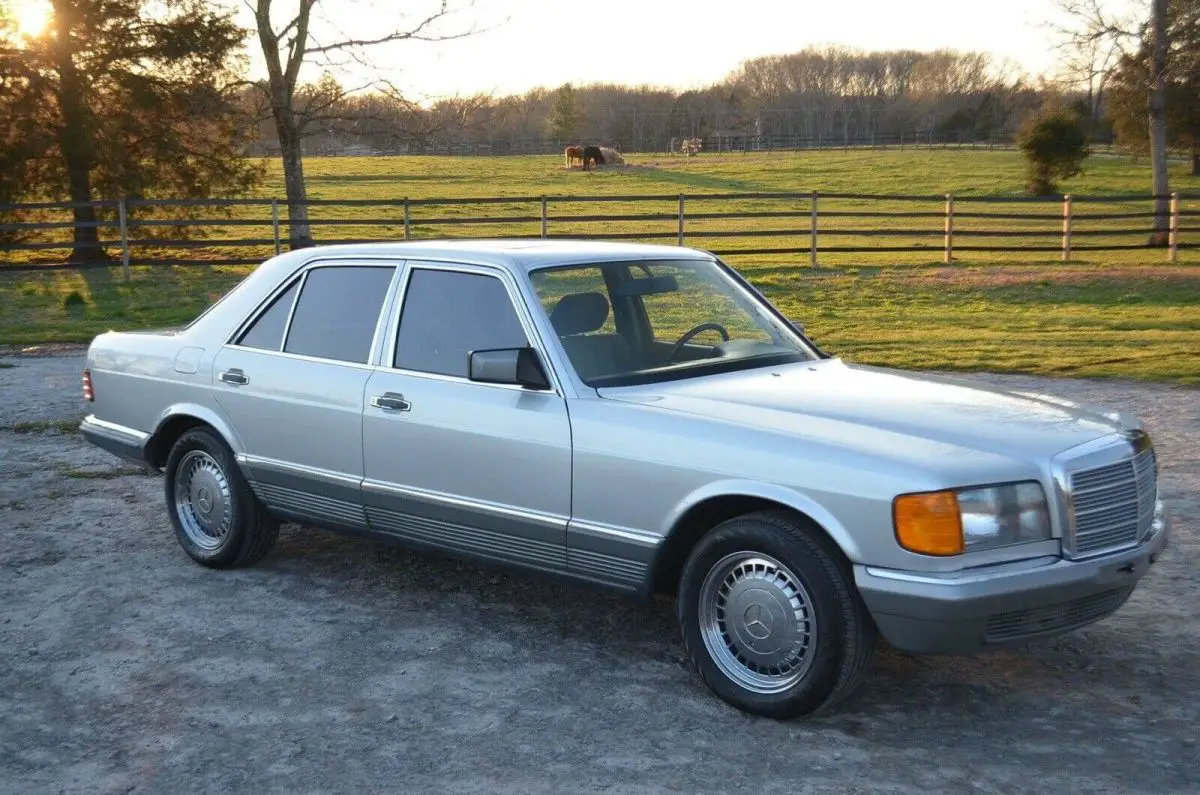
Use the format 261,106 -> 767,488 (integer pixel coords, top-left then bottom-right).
218,344 -> 378,372
386,260 -> 566,396
369,262 -> 409,367
278,270 -> 309,352
375,365 -> 547,393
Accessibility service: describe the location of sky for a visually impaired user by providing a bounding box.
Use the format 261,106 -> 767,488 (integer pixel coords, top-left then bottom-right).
9,0 -> 1137,98
259,0 -> 1073,98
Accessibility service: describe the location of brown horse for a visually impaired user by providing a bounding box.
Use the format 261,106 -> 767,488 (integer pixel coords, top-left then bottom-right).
581,145 -> 605,170
564,145 -> 583,168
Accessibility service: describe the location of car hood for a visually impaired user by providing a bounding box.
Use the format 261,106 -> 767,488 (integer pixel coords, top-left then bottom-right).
598,358 -> 1132,462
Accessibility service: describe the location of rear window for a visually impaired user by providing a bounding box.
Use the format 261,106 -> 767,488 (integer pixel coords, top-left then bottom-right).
282,266 -> 395,363
394,269 -> 528,377
236,280 -> 299,351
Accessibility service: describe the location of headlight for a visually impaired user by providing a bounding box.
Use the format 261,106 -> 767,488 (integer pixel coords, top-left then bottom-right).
894,481 -> 1051,556
957,482 -> 1051,551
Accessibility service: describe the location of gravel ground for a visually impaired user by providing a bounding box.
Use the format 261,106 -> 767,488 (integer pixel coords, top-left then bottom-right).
1,352 -> 1197,795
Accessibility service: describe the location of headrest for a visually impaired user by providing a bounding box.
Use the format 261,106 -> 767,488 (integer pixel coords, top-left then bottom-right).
550,292 -> 610,336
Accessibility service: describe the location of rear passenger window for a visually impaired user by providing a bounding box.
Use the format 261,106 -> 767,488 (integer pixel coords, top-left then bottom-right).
394,269 -> 528,377
283,266 -> 395,363
237,279 -> 299,350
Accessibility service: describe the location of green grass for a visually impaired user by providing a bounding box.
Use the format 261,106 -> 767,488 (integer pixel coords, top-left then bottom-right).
750,264 -> 1200,383
59,466 -> 148,479
1,150 -> 1198,383
6,419 -> 81,433
0,362 -> 14,368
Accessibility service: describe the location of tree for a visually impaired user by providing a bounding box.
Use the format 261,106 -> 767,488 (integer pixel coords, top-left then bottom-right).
0,0 -> 261,262
1107,0 -> 1200,177
251,0 -> 475,248
1050,0 -> 1173,238
546,83 -> 581,142
1018,105 -> 1091,195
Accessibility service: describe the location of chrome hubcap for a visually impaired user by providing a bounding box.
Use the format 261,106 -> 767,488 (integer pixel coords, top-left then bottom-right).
698,552 -> 817,694
174,450 -> 233,551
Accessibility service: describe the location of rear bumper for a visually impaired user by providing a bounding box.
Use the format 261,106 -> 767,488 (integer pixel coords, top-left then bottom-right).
855,505 -> 1171,654
79,415 -> 152,466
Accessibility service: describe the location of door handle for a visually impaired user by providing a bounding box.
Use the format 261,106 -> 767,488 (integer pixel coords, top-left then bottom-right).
219,369 -> 249,386
370,392 -> 411,412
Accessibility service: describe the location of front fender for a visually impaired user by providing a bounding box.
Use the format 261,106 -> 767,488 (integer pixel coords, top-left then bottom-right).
660,479 -> 864,563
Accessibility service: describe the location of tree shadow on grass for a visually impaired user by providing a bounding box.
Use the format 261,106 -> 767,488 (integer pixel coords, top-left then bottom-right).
78,262 -> 116,318
624,167 -> 776,194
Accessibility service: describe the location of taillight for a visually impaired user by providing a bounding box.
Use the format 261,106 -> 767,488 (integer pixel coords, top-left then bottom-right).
82,368 -> 94,402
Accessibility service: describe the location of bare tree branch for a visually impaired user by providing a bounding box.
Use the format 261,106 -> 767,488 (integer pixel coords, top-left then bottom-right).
304,0 -> 480,55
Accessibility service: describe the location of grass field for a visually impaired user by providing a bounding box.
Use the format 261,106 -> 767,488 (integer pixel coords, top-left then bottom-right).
2,150 -> 1198,383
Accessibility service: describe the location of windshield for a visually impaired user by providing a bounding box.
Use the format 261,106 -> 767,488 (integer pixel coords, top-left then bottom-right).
530,258 -> 816,387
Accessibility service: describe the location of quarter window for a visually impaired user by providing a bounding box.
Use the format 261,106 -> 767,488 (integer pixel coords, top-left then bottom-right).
236,279 -> 299,350
394,269 -> 528,377
283,266 -> 395,363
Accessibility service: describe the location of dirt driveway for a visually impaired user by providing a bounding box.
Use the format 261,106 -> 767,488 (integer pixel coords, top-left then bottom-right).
1,352 -> 1197,794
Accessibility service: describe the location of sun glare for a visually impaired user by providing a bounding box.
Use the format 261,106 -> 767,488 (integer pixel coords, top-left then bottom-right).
13,0 -> 53,38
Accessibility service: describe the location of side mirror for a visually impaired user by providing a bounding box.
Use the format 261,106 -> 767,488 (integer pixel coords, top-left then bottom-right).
791,320 -> 806,336
468,347 -> 551,390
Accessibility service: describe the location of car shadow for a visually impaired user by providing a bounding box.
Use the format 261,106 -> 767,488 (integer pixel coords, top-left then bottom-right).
240,523 -> 1197,789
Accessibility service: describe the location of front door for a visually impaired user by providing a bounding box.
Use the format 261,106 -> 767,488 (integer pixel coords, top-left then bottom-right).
361,263 -> 572,572
213,262 -> 397,528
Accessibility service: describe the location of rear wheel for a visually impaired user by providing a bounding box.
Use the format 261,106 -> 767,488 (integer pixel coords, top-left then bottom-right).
164,428 -> 278,568
678,511 -> 875,718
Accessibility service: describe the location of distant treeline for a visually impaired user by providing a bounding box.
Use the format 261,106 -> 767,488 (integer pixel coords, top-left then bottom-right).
252,47 -> 1065,156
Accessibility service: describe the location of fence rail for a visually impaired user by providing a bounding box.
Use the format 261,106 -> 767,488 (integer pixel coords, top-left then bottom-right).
2,191 -> 1196,276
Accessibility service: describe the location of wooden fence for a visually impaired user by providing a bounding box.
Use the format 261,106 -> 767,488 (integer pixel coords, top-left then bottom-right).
2,191 -> 1197,277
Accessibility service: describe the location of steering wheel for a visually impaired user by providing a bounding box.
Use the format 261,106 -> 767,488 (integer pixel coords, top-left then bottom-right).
667,322 -> 731,362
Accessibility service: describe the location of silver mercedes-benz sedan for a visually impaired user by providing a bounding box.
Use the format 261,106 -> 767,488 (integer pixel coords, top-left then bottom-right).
79,240 -> 1170,718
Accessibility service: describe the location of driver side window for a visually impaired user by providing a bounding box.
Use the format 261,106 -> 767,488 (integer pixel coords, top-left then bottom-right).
531,267 -> 633,381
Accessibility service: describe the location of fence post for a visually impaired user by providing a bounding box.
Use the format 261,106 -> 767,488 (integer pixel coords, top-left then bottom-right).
677,194 -> 685,246
270,200 -> 280,256
1168,192 -> 1179,262
117,198 -> 130,281
810,191 -> 819,268
403,198 -> 411,241
541,196 -> 548,239
1061,194 -> 1073,262
944,193 -> 954,264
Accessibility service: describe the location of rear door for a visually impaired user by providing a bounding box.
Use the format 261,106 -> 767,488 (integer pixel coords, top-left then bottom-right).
212,261 -> 399,528
360,262 -> 573,572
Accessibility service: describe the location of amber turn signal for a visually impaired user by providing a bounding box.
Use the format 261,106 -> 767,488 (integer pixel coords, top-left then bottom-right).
893,491 -> 963,556
82,368 -> 94,402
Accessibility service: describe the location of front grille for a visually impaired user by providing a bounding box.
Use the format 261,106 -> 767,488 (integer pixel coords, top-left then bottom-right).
1068,446 -> 1157,556
984,587 -> 1132,643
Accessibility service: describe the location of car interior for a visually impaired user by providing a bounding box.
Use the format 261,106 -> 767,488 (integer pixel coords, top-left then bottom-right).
537,260 -> 806,384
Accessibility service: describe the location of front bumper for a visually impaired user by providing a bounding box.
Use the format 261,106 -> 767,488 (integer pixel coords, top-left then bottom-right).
855,507 -> 1171,654
79,415 -> 152,466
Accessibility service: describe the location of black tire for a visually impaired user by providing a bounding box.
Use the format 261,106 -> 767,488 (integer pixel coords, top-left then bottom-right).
163,427 -> 279,568
677,510 -> 875,718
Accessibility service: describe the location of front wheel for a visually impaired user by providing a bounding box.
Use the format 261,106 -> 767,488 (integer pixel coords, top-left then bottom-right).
678,511 -> 875,718
164,428 -> 279,568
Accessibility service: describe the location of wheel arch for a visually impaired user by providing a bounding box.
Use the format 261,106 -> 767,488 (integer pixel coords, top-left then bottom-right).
146,403 -> 243,469
649,481 -> 861,596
